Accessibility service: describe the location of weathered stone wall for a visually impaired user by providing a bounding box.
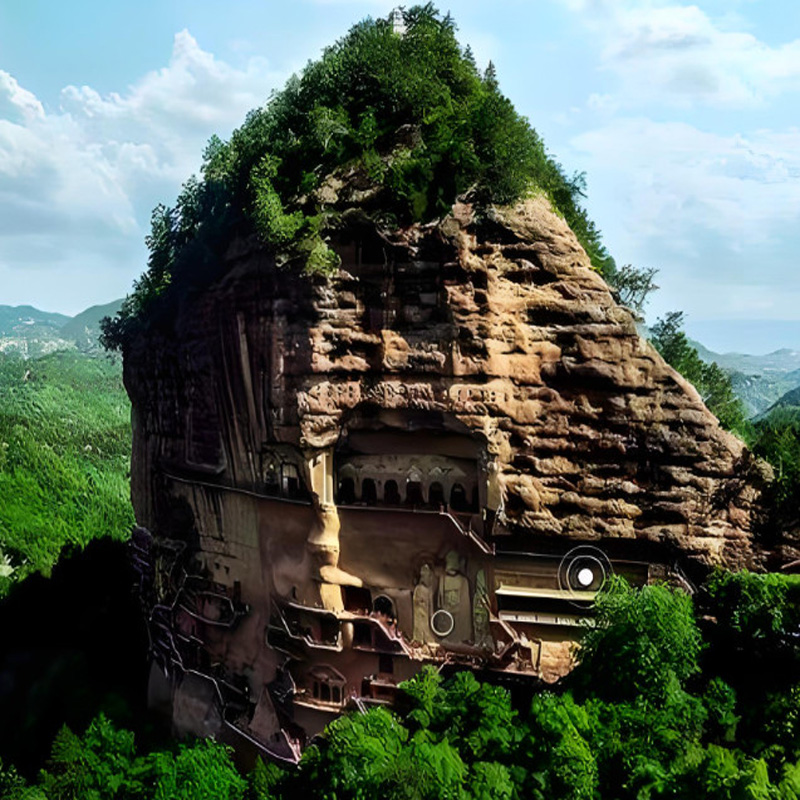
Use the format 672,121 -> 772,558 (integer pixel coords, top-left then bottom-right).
126,194 -> 769,569
122,192 -> 779,753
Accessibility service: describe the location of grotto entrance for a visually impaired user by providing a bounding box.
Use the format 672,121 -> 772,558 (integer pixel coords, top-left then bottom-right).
334,408 -> 485,517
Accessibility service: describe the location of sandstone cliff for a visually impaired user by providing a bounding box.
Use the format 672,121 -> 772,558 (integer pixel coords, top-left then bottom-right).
123,191 -> 778,756
126,193 -> 768,569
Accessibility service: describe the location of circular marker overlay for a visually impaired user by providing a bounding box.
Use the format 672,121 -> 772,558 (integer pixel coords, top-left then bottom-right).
558,545 -> 613,608
576,567 -> 595,587
431,609 -> 455,638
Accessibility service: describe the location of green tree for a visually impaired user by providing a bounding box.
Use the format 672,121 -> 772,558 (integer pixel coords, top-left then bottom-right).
606,263 -> 659,316
294,705 -> 467,799
144,738 -> 247,800
102,4 -> 617,351
522,693 -> 598,800
650,311 -> 749,434
575,577 -> 703,703
750,407 -> 800,520
40,715 -> 138,799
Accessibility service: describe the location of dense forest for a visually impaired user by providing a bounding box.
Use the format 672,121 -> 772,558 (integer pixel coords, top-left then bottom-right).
3,574 -> 800,799
0,352 -> 133,593
650,312 -> 800,529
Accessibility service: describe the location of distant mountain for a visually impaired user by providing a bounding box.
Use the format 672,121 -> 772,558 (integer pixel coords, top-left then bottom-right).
0,305 -> 70,336
690,340 -> 800,374
59,299 -> 123,352
0,300 -> 123,358
0,305 -> 73,357
759,385 -> 800,418
727,369 -> 800,419
690,339 -> 800,417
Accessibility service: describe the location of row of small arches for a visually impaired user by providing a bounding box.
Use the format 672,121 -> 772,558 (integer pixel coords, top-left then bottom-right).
336,477 -> 479,512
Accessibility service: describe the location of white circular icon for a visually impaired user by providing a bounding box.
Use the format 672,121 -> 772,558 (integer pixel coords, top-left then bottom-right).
576,567 -> 595,587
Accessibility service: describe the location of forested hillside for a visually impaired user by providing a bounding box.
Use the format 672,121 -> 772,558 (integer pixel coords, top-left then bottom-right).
0,351 -> 133,592
3,575 -> 800,799
650,312 -> 800,529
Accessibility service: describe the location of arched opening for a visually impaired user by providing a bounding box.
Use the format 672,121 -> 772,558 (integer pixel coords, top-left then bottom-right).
373,594 -> 396,621
264,463 -> 280,495
282,464 -> 301,498
470,486 -> 480,512
406,480 -> 424,506
334,407 -> 488,532
384,480 -> 401,505
337,477 -> 356,505
309,665 -> 346,706
450,483 -> 468,511
362,478 -> 377,505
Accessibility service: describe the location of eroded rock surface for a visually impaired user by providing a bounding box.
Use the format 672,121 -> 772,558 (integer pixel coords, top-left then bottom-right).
129,196 -> 766,563
125,195 -> 771,759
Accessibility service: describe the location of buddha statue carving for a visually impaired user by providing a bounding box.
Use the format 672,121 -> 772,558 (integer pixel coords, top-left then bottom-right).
412,563 -> 436,644
473,569 -> 492,650
436,550 -> 472,643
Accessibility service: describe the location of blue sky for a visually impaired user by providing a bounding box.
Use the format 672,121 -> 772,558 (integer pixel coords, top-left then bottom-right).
0,0 -> 798,353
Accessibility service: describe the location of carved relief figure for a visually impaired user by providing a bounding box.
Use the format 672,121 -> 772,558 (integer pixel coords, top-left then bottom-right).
472,569 -> 492,650
412,563 -> 436,644
307,503 -> 363,611
437,550 -> 472,643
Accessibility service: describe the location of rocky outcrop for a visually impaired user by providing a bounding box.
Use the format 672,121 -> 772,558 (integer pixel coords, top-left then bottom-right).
127,194 -> 768,568
123,193 -> 773,755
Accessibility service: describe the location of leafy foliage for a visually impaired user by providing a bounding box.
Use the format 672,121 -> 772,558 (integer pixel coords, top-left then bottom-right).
0,352 -> 134,592
2,714 -> 247,800
705,569 -> 800,645
6,574 -> 800,798
605,263 -> 659,317
750,407 -> 800,523
574,577 -> 702,704
650,311 -> 750,435
279,669 -> 517,799
102,4 -> 616,350
649,312 -> 800,522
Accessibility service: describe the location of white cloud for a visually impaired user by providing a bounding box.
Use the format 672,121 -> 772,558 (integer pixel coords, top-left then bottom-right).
556,1 -> 800,109
573,119 -> 800,241
569,118 -> 800,318
0,71 -> 44,123
0,31 -> 284,312
587,92 -> 619,113
543,1 -> 800,325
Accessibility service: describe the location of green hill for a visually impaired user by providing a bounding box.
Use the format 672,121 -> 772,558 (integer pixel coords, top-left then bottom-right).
728,368 -> 800,418
0,305 -> 70,336
761,384 -> 800,416
0,305 -> 72,358
59,299 -> 123,352
0,350 -> 133,591
689,338 -> 800,417
0,300 -> 123,357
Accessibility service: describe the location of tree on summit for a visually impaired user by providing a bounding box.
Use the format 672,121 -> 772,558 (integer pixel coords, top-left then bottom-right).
102,4 -> 617,351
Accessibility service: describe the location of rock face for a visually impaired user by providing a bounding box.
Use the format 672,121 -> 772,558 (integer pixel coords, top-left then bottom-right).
125,195 -> 769,760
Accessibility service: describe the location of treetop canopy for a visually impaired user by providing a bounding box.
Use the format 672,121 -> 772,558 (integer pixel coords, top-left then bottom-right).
102,3 -> 614,350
